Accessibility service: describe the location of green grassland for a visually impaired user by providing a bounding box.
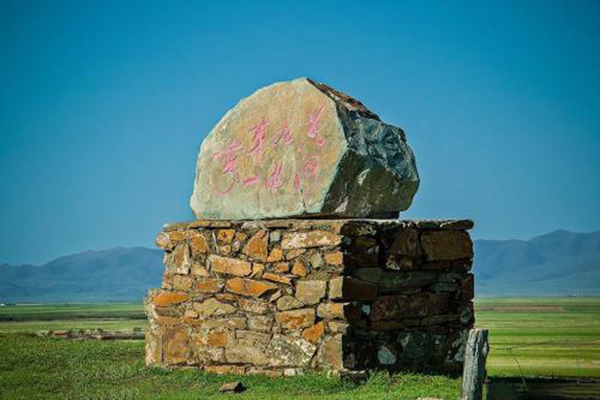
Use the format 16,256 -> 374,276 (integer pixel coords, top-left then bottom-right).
475,297 -> 600,377
0,302 -> 147,332
0,302 -> 145,321
0,298 -> 599,399
0,334 -> 460,400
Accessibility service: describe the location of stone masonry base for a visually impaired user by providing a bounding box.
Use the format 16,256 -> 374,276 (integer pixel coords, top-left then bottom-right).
145,219 -> 475,376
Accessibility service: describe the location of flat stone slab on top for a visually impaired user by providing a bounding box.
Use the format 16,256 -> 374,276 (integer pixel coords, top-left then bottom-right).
190,77 -> 420,220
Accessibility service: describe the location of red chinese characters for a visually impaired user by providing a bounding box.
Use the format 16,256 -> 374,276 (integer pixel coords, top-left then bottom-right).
211,108 -> 326,197
211,139 -> 243,195
248,117 -> 270,160
272,120 -> 293,146
307,105 -> 326,147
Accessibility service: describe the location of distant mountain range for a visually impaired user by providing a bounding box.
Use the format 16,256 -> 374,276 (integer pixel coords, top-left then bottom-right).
0,230 -> 598,302
474,229 -> 600,296
0,247 -> 163,303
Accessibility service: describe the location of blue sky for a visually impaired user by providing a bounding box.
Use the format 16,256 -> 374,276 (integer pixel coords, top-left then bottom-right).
1,0 -> 599,265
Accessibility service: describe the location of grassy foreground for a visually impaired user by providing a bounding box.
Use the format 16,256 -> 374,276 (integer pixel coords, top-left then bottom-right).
0,334 -> 460,400
1,297 -> 599,399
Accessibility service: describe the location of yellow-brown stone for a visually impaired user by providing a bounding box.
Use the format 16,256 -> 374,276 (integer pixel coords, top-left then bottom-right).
239,298 -> 270,314
168,230 -> 187,242
276,295 -> 303,311
235,232 -> 248,242
281,230 -> 342,250
263,272 -> 293,285
267,248 -> 284,262
316,335 -> 343,369
274,262 -> 290,273
317,302 -> 360,320
205,330 -> 230,347
295,280 -> 327,304
202,317 -> 247,330
172,275 -> 194,291
168,244 -> 192,275
190,232 -> 209,254
324,251 -> 343,265
184,316 -> 203,325
226,278 -> 278,298
216,293 -> 237,302
209,255 -> 252,276
191,263 -> 210,276
286,249 -> 306,260
153,292 -> 189,307
145,327 -> 162,366
196,278 -> 224,293
154,316 -> 184,325
194,298 -> 236,316
163,326 -> 190,365
291,261 -> 308,277
302,321 -> 325,344
251,263 -> 265,278
328,321 -> 350,334
217,244 -> 232,255
242,230 -> 269,261
276,308 -> 315,330
204,365 -> 247,375
217,229 -> 236,244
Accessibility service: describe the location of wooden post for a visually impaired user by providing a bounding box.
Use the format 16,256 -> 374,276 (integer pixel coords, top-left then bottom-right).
461,329 -> 490,400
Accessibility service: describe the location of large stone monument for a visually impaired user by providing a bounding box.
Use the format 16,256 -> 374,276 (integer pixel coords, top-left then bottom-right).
190,77 -> 419,220
146,78 -> 475,376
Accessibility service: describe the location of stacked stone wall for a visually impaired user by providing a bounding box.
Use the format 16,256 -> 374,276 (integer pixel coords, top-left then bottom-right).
146,219 -> 474,376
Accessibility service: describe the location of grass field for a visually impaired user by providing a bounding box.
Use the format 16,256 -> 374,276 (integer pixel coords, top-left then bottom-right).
0,334 -> 460,400
0,303 -> 147,333
0,298 -> 599,399
475,297 -> 600,377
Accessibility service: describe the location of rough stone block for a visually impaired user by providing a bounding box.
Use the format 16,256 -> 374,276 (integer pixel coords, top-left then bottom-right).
371,292 -> 450,320
276,295 -> 304,311
302,321 -> 325,344
276,309 -> 316,330
196,278 -> 225,293
270,334 -> 317,367
421,231 -> 473,261
194,298 -> 236,317
295,280 -> 327,305
242,230 -> 269,261
239,298 -> 270,314
226,278 -> 278,298
329,277 -> 377,301
281,230 -> 342,249
317,302 -> 360,320
226,330 -> 270,365
209,255 -> 252,276
163,326 -> 190,365
152,292 -> 189,307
